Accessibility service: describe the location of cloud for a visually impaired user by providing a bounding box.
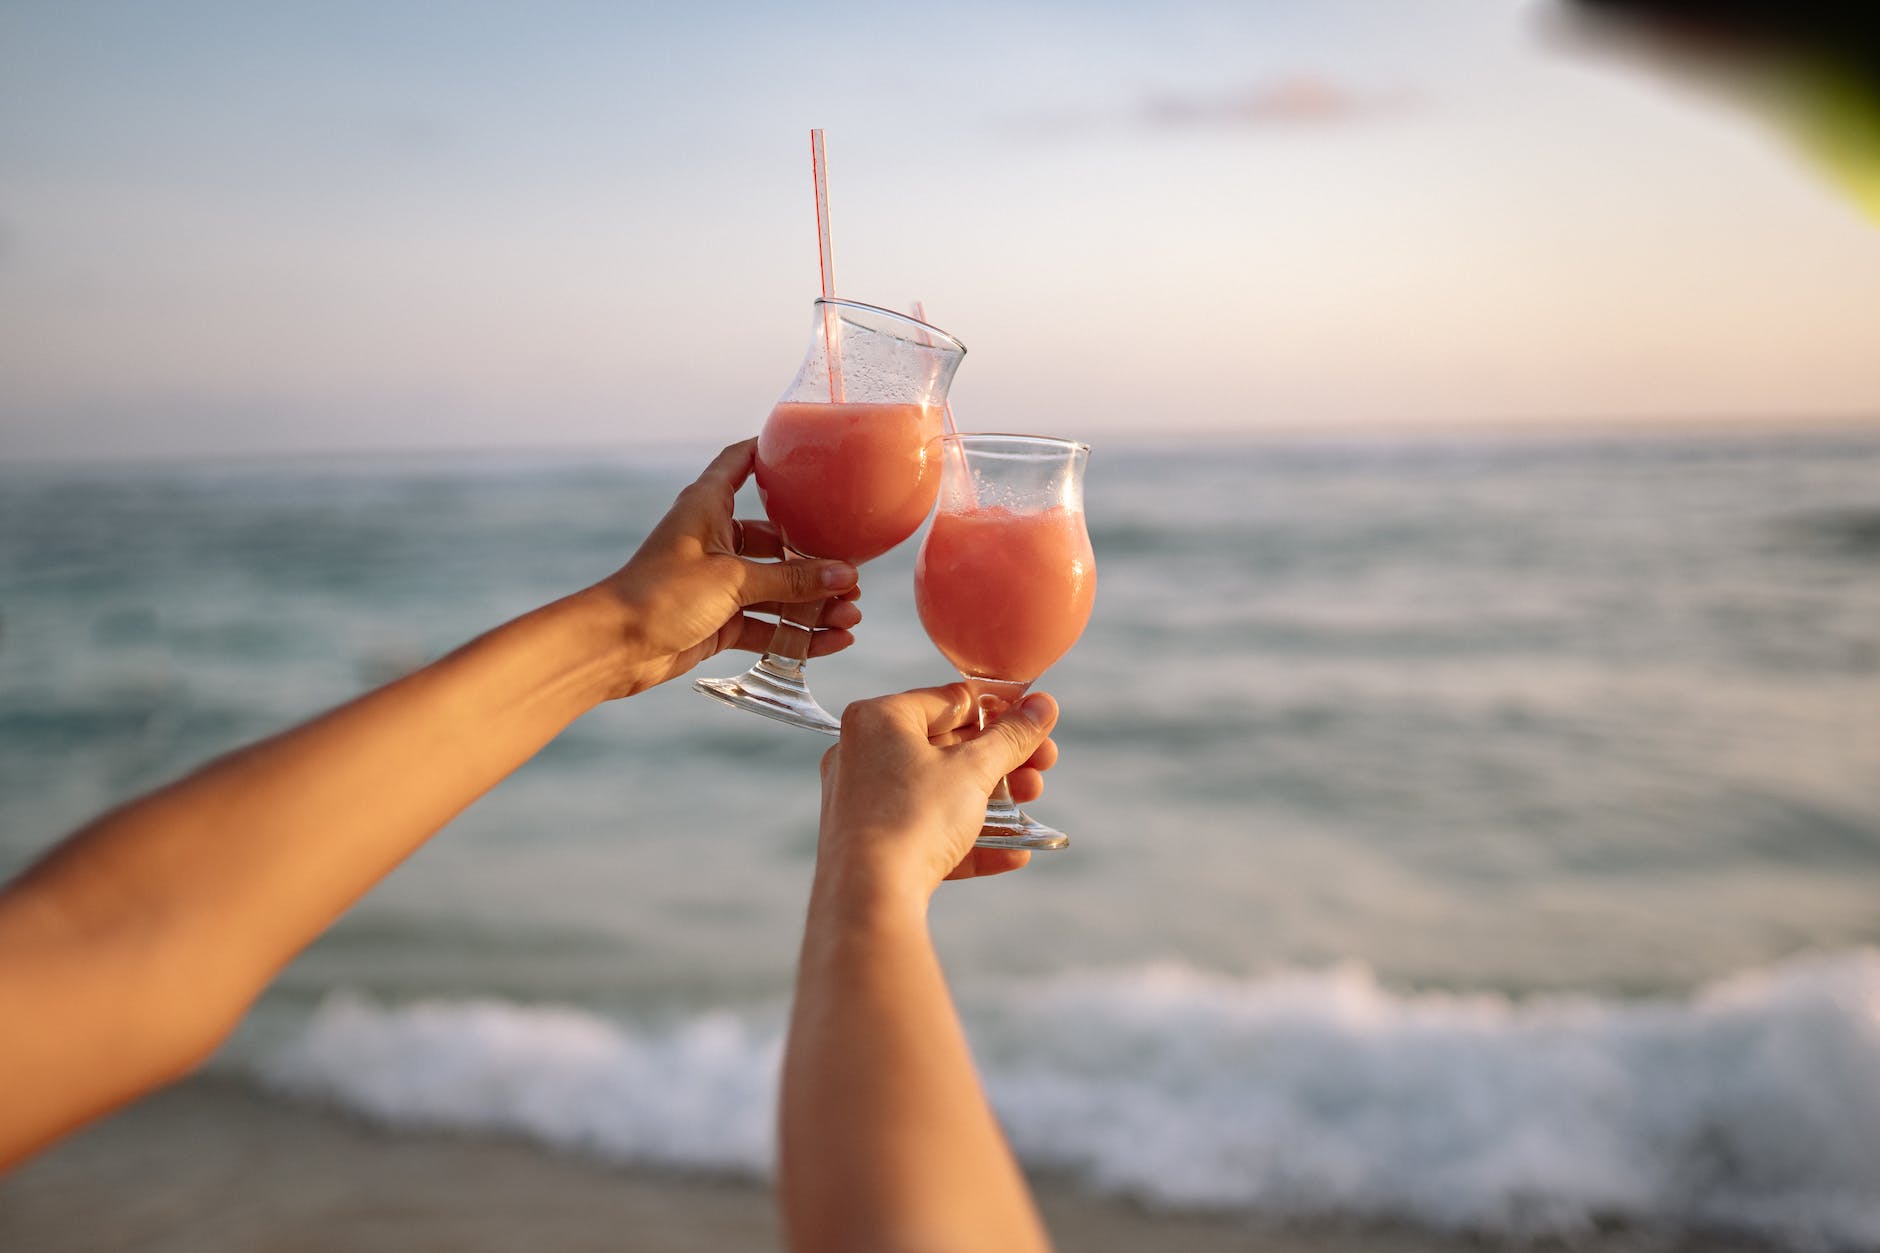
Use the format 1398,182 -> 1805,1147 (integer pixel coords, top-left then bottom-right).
1140,76 -> 1415,128
1002,75 -> 1414,140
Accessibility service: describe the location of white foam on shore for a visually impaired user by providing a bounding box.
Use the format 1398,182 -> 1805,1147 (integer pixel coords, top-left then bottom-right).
259,950 -> 1880,1247
261,999 -> 781,1172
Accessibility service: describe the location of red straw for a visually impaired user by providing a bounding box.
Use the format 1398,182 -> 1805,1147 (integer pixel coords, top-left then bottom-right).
912,300 -> 974,506
911,300 -> 961,441
810,129 -> 843,403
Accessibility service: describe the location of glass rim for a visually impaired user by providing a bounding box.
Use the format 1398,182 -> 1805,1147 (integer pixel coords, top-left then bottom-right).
814,297 -> 967,356
932,431 -> 1091,456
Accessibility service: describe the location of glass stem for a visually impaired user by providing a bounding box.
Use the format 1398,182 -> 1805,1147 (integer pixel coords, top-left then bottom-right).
756,593 -> 828,680
966,676 -> 1033,807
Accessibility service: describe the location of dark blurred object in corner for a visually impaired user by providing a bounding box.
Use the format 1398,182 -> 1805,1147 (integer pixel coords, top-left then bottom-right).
1565,0 -> 1880,221
1572,0 -> 1876,62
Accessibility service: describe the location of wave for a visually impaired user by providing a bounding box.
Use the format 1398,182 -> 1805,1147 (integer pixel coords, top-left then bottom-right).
258,950 -> 1880,1247
261,999 -> 782,1173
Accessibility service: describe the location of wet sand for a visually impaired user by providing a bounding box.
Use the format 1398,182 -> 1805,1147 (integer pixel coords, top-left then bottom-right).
0,1077 -> 1771,1253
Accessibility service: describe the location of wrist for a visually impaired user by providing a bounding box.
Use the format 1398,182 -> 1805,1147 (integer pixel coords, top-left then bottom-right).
807,847 -> 931,937
543,585 -> 643,706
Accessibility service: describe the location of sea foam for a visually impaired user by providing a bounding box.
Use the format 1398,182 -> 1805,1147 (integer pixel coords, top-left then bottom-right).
259,949 -> 1880,1246
262,999 -> 780,1173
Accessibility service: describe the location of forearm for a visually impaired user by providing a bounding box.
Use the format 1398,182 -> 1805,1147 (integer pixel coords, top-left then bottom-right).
36,588 -> 622,965
779,871 -> 1051,1253
0,588 -> 629,1162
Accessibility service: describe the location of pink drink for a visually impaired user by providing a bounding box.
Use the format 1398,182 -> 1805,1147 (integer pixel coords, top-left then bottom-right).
915,505 -> 1096,681
756,401 -> 945,563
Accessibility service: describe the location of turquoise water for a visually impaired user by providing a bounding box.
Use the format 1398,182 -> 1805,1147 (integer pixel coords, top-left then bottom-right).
5,430 -> 1880,1242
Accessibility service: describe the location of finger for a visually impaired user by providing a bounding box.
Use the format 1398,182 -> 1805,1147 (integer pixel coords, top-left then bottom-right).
691,439 -> 758,502
722,616 -> 854,657
943,848 -> 1032,881
927,704 -> 1059,754
723,615 -> 778,656
856,683 -> 976,739
743,599 -> 862,631
1006,766 -> 1045,803
733,518 -> 783,560
737,556 -> 857,607
646,441 -> 757,556
955,692 -> 1058,784
806,627 -> 855,658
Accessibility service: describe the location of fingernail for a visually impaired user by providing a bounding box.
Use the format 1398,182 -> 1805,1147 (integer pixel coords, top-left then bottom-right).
1019,694 -> 1050,724
821,563 -> 858,590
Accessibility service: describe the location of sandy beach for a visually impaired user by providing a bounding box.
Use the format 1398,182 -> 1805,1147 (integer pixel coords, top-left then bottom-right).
0,1077 -> 1777,1253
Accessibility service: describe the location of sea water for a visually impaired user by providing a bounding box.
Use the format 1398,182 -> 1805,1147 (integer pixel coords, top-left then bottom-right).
3,431 -> 1878,1244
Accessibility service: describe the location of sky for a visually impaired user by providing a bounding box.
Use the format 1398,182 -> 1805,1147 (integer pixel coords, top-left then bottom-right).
1,0 -> 1877,462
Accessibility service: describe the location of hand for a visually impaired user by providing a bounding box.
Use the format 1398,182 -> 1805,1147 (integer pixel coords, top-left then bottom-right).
816,685 -> 1061,911
581,440 -> 862,698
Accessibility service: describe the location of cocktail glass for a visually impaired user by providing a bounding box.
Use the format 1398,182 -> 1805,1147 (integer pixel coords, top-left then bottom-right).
914,433 -> 1095,850
695,298 -> 966,734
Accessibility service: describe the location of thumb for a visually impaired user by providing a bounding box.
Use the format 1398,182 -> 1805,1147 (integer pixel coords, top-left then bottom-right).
738,556 -> 857,606
958,693 -> 1058,784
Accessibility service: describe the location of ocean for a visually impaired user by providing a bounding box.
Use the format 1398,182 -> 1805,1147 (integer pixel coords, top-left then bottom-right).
4,430 -> 1879,1246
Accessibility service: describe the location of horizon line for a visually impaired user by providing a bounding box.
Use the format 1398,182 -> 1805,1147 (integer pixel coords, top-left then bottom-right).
3,411 -> 1877,473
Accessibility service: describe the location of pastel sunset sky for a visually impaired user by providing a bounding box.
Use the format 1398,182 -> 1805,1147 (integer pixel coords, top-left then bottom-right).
2,0 -> 1877,461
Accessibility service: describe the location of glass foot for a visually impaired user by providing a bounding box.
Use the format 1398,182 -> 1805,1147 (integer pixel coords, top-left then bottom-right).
974,796 -> 1070,851
694,662 -> 841,736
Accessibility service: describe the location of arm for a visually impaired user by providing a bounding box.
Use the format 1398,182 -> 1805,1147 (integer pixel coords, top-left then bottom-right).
0,440 -> 859,1170
780,686 -> 1062,1253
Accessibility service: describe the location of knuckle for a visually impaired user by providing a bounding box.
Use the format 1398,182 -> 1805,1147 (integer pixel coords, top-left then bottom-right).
996,716 -> 1040,754
697,555 -> 745,599
840,698 -> 885,734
